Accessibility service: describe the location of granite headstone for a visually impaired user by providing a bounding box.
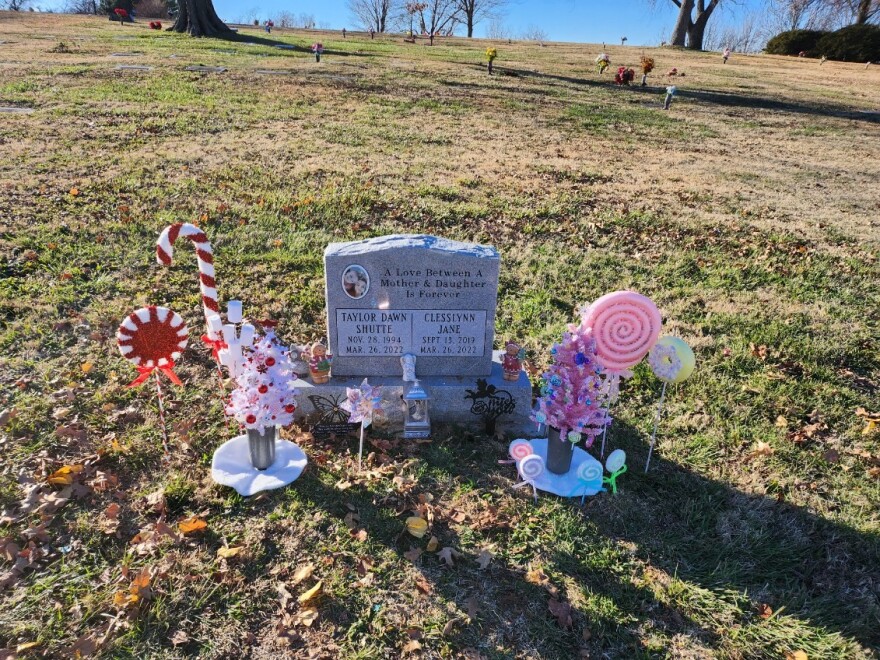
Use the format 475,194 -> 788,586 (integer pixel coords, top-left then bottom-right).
324,235 -> 500,377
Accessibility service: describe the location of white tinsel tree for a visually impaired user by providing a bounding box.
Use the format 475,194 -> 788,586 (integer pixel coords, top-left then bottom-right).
226,329 -> 298,433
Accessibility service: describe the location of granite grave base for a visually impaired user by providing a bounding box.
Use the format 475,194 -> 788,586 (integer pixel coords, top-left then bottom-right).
292,351 -> 536,437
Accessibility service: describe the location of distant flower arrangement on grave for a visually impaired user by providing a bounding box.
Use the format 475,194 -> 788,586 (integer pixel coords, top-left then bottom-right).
596,53 -> 610,74
614,66 -> 635,85
149,21 -> 162,30
640,56 -> 654,86
312,42 -> 324,62
113,8 -> 128,24
486,47 -> 497,74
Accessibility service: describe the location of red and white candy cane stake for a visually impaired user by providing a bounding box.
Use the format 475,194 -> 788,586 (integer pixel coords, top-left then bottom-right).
156,223 -> 220,321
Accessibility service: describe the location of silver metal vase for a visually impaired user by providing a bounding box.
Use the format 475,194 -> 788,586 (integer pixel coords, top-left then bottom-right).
247,426 -> 276,471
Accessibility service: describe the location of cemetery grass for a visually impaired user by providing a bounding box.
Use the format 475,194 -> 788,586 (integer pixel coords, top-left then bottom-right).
1,11 -> 879,659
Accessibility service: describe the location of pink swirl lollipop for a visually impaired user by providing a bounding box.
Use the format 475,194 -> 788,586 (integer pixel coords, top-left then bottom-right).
582,291 -> 662,374
509,440 -> 534,462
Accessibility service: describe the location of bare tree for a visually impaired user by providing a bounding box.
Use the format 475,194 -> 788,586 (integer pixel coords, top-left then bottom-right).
297,12 -> 316,28
665,0 -> 726,49
413,0 -> 460,44
704,11 -> 762,52
521,25 -> 548,42
455,0 -> 506,37
485,17 -> 511,39
64,0 -> 99,13
833,0 -> 880,24
276,10 -> 294,27
3,0 -> 33,9
349,0 -> 397,32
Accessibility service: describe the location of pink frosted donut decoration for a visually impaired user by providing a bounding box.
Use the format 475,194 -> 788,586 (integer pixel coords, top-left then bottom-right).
582,291 -> 662,373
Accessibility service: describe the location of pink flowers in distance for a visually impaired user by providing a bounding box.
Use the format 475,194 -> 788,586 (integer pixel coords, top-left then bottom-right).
531,322 -> 610,446
342,378 -> 383,428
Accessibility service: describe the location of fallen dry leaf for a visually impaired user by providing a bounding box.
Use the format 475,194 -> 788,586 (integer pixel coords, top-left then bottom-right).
294,606 -> 319,627
414,574 -> 433,595
426,535 -> 439,552
757,603 -> 773,619
16,641 -> 40,652
298,580 -> 323,604
437,546 -> 461,567
785,652 -> 808,660
466,596 -> 480,621
476,548 -> 493,570
69,187 -> 80,196
217,546 -> 243,559
80,362 -> 94,374
145,489 -> 166,514
404,547 -> 423,563
548,598 -> 573,629
405,516 -> 428,538
291,563 -> 314,585
750,441 -> 774,458
170,630 -> 189,646
823,449 -> 840,464
47,465 -> 84,486
402,639 -> 422,654
178,516 -> 207,535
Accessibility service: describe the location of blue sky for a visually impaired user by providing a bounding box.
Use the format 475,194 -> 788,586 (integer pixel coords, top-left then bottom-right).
40,0 -> 762,46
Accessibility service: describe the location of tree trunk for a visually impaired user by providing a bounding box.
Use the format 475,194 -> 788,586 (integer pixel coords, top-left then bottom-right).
687,0 -> 719,51
170,0 -> 231,37
465,9 -> 474,37
670,0 -> 694,47
856,0 -> 872,24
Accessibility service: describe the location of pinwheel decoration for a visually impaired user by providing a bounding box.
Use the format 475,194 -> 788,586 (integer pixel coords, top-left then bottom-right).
341,378 -> 384,470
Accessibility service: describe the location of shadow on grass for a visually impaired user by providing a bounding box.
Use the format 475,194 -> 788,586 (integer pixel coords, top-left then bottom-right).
473,64 -> 880,124
199,409 -> 877,657
211,31 -> 371,59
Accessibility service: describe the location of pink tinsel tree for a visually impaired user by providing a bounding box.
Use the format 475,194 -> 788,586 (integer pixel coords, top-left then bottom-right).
531,321 -> 610,447
226,329 -> 298,433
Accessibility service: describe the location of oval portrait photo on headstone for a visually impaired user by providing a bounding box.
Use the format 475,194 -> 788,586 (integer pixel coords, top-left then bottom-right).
342,264 -> 370,300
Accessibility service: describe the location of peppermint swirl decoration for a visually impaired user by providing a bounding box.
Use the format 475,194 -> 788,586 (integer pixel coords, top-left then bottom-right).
576,461 -> 603,483
581,291 -> 662,374
518,454 -> 545,481
117,306 -> 188,369
509,439 -> 534,462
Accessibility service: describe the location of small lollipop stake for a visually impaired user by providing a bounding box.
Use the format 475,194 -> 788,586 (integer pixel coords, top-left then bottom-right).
116,306 -> 189,454
645,336 -> 695,472
602,449 -> 628,494
341,378 -> 384,470
574,460 -> 603,505
513,453 -> 544,504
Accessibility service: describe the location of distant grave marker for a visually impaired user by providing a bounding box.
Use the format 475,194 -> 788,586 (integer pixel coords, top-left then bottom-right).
275,44 -> 296,50
184,65 -> 227,73
255,69 -> 294,75
110,52 -> 142,57
116,65 -> 153,71
0,107 -> 35,114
